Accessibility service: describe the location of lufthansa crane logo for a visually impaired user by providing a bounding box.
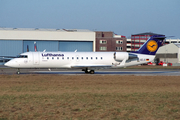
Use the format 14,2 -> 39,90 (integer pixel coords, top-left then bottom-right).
147,40 -> 158,52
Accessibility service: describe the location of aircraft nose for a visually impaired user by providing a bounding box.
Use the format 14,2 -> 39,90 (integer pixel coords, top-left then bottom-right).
4,61 -> 11,67
4,60 -> 16,67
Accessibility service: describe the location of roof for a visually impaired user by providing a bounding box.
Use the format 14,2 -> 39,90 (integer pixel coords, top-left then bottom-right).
0,28 -> 93,32
174,43 -> 180,48
132,32 -> 164,36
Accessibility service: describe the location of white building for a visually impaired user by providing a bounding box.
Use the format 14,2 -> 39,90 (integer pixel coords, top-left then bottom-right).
0,28 -> 95,64
0,28 -> 95,54
126,38 -> 131,52
165,38 -> 180,43
156,43 -> 180,65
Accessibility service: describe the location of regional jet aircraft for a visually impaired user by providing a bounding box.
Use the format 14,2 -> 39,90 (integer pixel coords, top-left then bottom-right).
5,35 -> 165,74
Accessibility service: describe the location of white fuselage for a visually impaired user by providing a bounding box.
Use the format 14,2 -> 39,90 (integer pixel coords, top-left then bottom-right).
5,52 -> 155,69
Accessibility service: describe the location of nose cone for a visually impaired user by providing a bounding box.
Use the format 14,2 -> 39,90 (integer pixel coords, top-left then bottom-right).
4,61 -> 11,67
4,60 -> 17,67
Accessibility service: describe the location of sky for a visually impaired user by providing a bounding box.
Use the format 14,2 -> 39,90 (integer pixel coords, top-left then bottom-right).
0,0 -> 180,38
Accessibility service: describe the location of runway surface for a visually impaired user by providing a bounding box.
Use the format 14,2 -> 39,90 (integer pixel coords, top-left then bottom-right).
1,67 -> 180,76
31,70 -> 180,76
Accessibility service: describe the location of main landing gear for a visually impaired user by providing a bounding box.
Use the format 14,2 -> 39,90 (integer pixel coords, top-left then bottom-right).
82,68 -> 95,74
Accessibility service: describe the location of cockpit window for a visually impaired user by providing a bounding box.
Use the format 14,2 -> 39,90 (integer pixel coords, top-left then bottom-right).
17,55 -> 28,58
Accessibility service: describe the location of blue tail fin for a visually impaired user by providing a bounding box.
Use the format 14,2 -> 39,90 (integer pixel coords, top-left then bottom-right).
131,35 -> 166,55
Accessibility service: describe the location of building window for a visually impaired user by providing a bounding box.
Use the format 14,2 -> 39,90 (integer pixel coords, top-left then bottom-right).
116,47 -> 123,51
116,40 -> 123,44
140,36 -> 146,38
100,40 -> 107,44
100,47 -> 107,50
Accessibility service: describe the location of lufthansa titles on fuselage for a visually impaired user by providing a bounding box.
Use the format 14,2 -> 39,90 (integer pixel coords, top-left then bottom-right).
42,53 -> 64,57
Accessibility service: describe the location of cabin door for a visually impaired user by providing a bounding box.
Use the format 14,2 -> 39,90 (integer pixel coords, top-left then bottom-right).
33,52 -> 40,65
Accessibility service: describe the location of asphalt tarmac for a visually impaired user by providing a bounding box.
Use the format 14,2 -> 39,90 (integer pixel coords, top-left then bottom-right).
1,65 -> 180,76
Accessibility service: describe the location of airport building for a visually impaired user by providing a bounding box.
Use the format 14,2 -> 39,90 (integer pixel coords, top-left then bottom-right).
0,28 -> 95,54
165,38 -> 180,44
131,32 -> 164,51
156,43 -> 180,65
0,28 -> 96,64
95,31 -> 127,52
126,38 -> 131,52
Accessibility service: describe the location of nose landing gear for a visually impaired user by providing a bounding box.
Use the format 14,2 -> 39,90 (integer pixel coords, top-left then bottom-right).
16,68 -> 20,74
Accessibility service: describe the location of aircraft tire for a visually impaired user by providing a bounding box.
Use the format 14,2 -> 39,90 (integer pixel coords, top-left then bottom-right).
90,70 -> 95,74
16,69 -> 20,74
85,70 -> 89,73
16,71 -> 20,74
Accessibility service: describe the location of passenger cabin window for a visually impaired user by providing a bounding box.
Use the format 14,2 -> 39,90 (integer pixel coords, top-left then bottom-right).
67,57 -> 69,59
86,57 -> 88,60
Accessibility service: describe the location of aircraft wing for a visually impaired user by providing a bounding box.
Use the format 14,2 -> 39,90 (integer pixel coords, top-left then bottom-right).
71,65 -> 112,70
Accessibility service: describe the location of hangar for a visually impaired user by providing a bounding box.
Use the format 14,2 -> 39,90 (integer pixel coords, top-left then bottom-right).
0,28 -> 95,53
156,43 -> 180,65
0,28 -> 95,64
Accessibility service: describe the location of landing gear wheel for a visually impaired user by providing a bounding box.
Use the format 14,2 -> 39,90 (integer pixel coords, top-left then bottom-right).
83,68 -> 95,74
85,70 -> 89,73
16,69 -> 20,75
90,70 -> 95,74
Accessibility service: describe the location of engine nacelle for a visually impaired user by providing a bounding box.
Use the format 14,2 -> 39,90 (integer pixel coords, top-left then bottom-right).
114,52 -> 138,62
114,52 -> 129,61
